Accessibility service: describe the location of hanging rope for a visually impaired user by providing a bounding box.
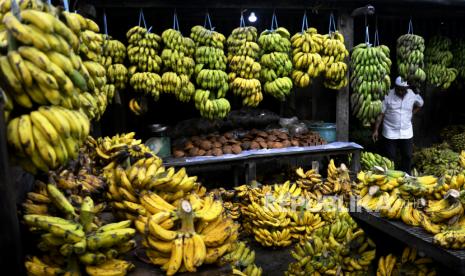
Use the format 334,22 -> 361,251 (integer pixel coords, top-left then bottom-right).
270,10 -> 278,30
204,12 -> 213,30
373,16 -> 380,46
103,10 -> 108,36
173,9 -> 180,32
62,0 -> 69,12
240,10 -> 246,27
407,17 -> 414,34
364,14 -> 370,46
328,12 -> 337,35
301,10 -> 308,33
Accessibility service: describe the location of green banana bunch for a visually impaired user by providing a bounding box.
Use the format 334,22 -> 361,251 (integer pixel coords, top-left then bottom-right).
23,194 -> 136,276
227,26 -> 263,107
126,26 -> 163,73
397,34 -> 426,87
361,151 -> 395,170
221,241 -> 263,276
259,27 -> 293,101
322,31 -> 349,89
191,25 -> 230,119
6,106 -> 89,174
425,36 -> 457,89
107,64 -> 128,90
452,39 -> 465,84
291,27 -> 325,88
129,72 -> 162,100
350,43 -> 391,126
413,143 -> 462,176
161,28 -> 196,102
449,132 -> 465,152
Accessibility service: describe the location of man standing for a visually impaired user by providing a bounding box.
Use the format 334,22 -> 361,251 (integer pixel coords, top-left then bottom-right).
372,76 -> 424,173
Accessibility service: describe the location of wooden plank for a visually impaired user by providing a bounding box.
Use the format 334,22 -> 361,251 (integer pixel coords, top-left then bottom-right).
0,90 -> 23,274
336,12 -> 353,142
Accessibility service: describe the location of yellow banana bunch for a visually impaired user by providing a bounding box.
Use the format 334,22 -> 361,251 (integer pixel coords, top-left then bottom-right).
223,201 -> 241,220
377,247 -> 436,276
191,25 -> 226,48
129,72 -> 162,100
227,26 -> 263,106
321,31 -> 349,89
126,26 -> 163,73
193,89 -> 231,119
102,36 -> 127,64
434,220 -> 465,249
128,97 -> 148,116
259,28 -> 293,100
106,61 -> 128,90
291,27 -> 325,88
7,106 -> 89,173
221,241 -> 262,276
161,72 -> 195,102
85,132 -> 153,165
79,29 -> 103,63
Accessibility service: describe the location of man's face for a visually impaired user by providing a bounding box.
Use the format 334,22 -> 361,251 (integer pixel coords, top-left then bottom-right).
395,86 -> 408,97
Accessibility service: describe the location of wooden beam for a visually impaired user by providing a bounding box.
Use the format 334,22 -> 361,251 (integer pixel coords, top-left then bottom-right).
336,12 -> 353,142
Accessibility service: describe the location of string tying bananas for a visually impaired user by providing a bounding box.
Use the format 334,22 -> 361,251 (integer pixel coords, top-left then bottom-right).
376,247 -> 436,276
291,27 -> 325,88
350,43 -> 391,126
322,31 -> 349,89
23,191 -> 136,276
7,106 -> 89,174
397,34 -> 426,87
425,36 -> 457,89
227,26 -> 263,107
259,27 -> 293,101
161,29 -> 196,102
191,25 -> 231,119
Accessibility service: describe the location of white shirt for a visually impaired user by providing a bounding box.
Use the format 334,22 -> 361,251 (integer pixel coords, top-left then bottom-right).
381,89 -> 424,140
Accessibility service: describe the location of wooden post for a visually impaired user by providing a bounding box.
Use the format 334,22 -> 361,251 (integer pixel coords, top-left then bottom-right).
336,12 -> 354,142
0,91 -> 23,274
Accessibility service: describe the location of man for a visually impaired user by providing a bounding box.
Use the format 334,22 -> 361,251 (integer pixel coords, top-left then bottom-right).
372,76 -> 424,173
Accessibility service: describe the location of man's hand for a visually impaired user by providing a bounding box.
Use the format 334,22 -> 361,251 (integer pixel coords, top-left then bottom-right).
372,130 -> 379,143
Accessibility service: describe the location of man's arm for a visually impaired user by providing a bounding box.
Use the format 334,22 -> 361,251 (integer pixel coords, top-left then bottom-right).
372,112 -> 384,142
413,92 -> 424,115
413,105 -> 421,114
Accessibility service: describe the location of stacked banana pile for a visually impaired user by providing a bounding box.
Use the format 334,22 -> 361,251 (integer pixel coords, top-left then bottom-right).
7,106 -> 89,173
361,151 -> 395,170
137,197 -> 238,275
413,143 -> 462,176
350,43 -> 391,126
425,36 -> 457,89
376,247 -> 437,276
452,39 -> 465,83
126,26 -> 163,99
449,132 -> 465,152
22,185 -> 136,276
286,212 -> 376,276
397,34 -> 426,86
227,26 -> 263,106
85,132 -> 153,166
321,31 -> 349,89
160,29 -> 196,102
434,216 -> 465,249
102,36 -> 128,90
241,181 -> 326,247
259,27 -> 293,100
191,25 -> 231,119
291,27 -> 325,87
220,241 -> 263,276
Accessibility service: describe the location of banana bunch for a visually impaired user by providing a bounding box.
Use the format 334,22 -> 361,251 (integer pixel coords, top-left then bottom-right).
350,43 -> 391,126
129,72 -> 162,100
321,31 -> 349,89
434,217 -> 465,249
397,34 -> 426,86
102,36 -> 127,65
79,84 -> 114,121
449,132 -> 465,152
7,106 -> 89,173
452,39 -> 465,83
126,26 -> 163,73
223,201 -> 241,220
161,29 -> 196,102
361,151 -> 395,170
399,175 -> 453,199
356,168 -> 404,192
377,247 -> 436,276
425,194 -> 464,224
85,132 -> 153,165
137,196 -> 238,275
79,29 -> 103,63
191,25 -> 226,48
128,97 -> 148,116
107,63 -> 128,90
295,167 -> 323,190
221,241 -> 263,276
22,186 -> 136,276
424,36 -> 457,89
413,143 -> 462,176
287,209 -> 325,242
193,89 -> 231,119
227,26 -> 263,107
2,90 -> 13,121
259,28 -> 293,100
290,27 -> 325,88
286,212 -> 376,276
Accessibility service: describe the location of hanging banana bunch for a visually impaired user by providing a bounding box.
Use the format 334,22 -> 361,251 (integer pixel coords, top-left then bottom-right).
227,15 -> 263,107
160,14 -> 196,102
291,13 -> 325,88
191,16 -> 231,119
397,21 -> 426,87
321,14 -> 349,90
128,97 -> 148,116
350,27 -> 391,126
259,13 -> 293,101
425,36 -> 457,89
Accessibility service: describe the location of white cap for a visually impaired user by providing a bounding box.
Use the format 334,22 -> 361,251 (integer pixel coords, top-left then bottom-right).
395,76 -> 409,88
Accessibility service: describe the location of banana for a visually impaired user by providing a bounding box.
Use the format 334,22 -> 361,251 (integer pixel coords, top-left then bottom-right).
166,237 -> 183,275
30,110 -> 61,146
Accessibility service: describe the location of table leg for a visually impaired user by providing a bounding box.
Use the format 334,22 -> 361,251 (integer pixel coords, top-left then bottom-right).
351,150 -> 361,172
245,162 -> 257,184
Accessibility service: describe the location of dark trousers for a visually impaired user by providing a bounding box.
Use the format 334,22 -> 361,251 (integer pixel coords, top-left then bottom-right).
384,137 -> 413,174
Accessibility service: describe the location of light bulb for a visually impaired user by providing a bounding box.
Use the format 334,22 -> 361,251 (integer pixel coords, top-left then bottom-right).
248,12 -> 257,23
